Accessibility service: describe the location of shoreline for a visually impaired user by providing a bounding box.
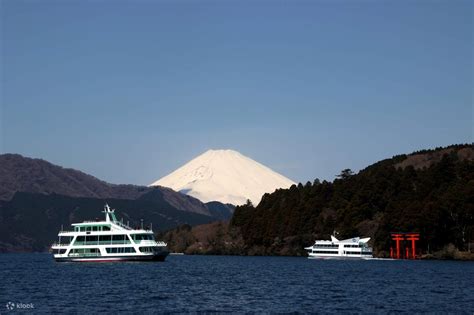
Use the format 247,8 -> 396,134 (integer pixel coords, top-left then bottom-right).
1,251 -> 473,261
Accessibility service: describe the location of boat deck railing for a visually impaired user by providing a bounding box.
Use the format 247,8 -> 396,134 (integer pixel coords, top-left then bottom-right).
51,243 -> 71,247
114,220 -> 133,230
58,229 -> 75,233
68,253 -> 102,257
112,220 -> 154,232
53,241 -> 167,247
73,241 -> 133,246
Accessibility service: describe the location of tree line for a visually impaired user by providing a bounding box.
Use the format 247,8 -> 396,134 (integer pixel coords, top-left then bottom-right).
230,144 -> 474,256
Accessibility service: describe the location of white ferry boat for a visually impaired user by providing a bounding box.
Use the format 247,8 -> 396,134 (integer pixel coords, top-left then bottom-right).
305,235 -> 373,259
51,204 -> 169,262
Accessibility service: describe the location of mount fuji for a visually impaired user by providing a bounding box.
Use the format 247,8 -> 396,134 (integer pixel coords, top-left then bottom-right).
150,149 -> 296,206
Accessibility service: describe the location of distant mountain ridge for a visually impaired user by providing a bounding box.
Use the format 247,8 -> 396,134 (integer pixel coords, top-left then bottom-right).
0,153 -> 144,201
150,149 -> 295,206
0,153 -> 232,217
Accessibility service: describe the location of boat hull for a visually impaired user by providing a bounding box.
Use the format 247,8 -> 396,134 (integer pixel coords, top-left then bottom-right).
54,252 -> 169,263
308,255 -> 372,260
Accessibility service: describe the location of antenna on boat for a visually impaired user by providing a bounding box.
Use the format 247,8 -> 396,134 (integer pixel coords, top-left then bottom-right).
150,223 -> 152,231
141,219 -> 144,230
103,203 -> 115,222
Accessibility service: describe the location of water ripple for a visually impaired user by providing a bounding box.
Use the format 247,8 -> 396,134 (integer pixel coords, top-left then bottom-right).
0,254 -> 473,313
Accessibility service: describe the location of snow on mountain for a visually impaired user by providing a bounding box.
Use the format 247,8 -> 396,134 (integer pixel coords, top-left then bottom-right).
150,149 -> 296,206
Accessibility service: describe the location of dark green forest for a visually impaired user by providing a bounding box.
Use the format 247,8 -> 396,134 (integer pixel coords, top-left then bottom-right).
230,144 -> 474,257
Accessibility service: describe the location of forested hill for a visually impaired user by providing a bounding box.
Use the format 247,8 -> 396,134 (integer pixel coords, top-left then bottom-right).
230,144 -> 474,256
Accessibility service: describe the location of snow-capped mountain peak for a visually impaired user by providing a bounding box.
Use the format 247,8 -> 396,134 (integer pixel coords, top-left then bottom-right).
150,149 -> 295,206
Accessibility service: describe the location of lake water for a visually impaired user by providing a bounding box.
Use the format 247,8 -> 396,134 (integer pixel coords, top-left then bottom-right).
1,254 -> 473,313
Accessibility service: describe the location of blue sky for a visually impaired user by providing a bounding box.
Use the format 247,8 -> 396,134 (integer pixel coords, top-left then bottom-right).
1,0 -> 472,185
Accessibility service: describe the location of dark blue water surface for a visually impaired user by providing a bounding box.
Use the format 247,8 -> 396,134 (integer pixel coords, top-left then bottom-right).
1,254 -> 473,313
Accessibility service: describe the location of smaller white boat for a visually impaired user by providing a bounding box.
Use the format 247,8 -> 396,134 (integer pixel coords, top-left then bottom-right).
305,235 -> 373,259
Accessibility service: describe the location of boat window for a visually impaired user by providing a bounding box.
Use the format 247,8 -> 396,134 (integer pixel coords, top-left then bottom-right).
99,235 -> 112,242
102,226 -> 110,231
92,226 -> 98,231
106,247 -> 136,254
85,236 -> 98,243
79,227 -> 85,232
70,248 -> 100,255
313,250 -> 337,254
106,248 -> 115,254
314,244 -> 339,248
75,236 -> 85,244
134,234 -> 154,241
59,236 -> 73,245
139,247 -> 156,253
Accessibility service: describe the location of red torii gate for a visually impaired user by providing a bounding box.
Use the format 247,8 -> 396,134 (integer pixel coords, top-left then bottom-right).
390,232 -> 420,259
391,233 -> 405,259
406,233 -> 419,259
